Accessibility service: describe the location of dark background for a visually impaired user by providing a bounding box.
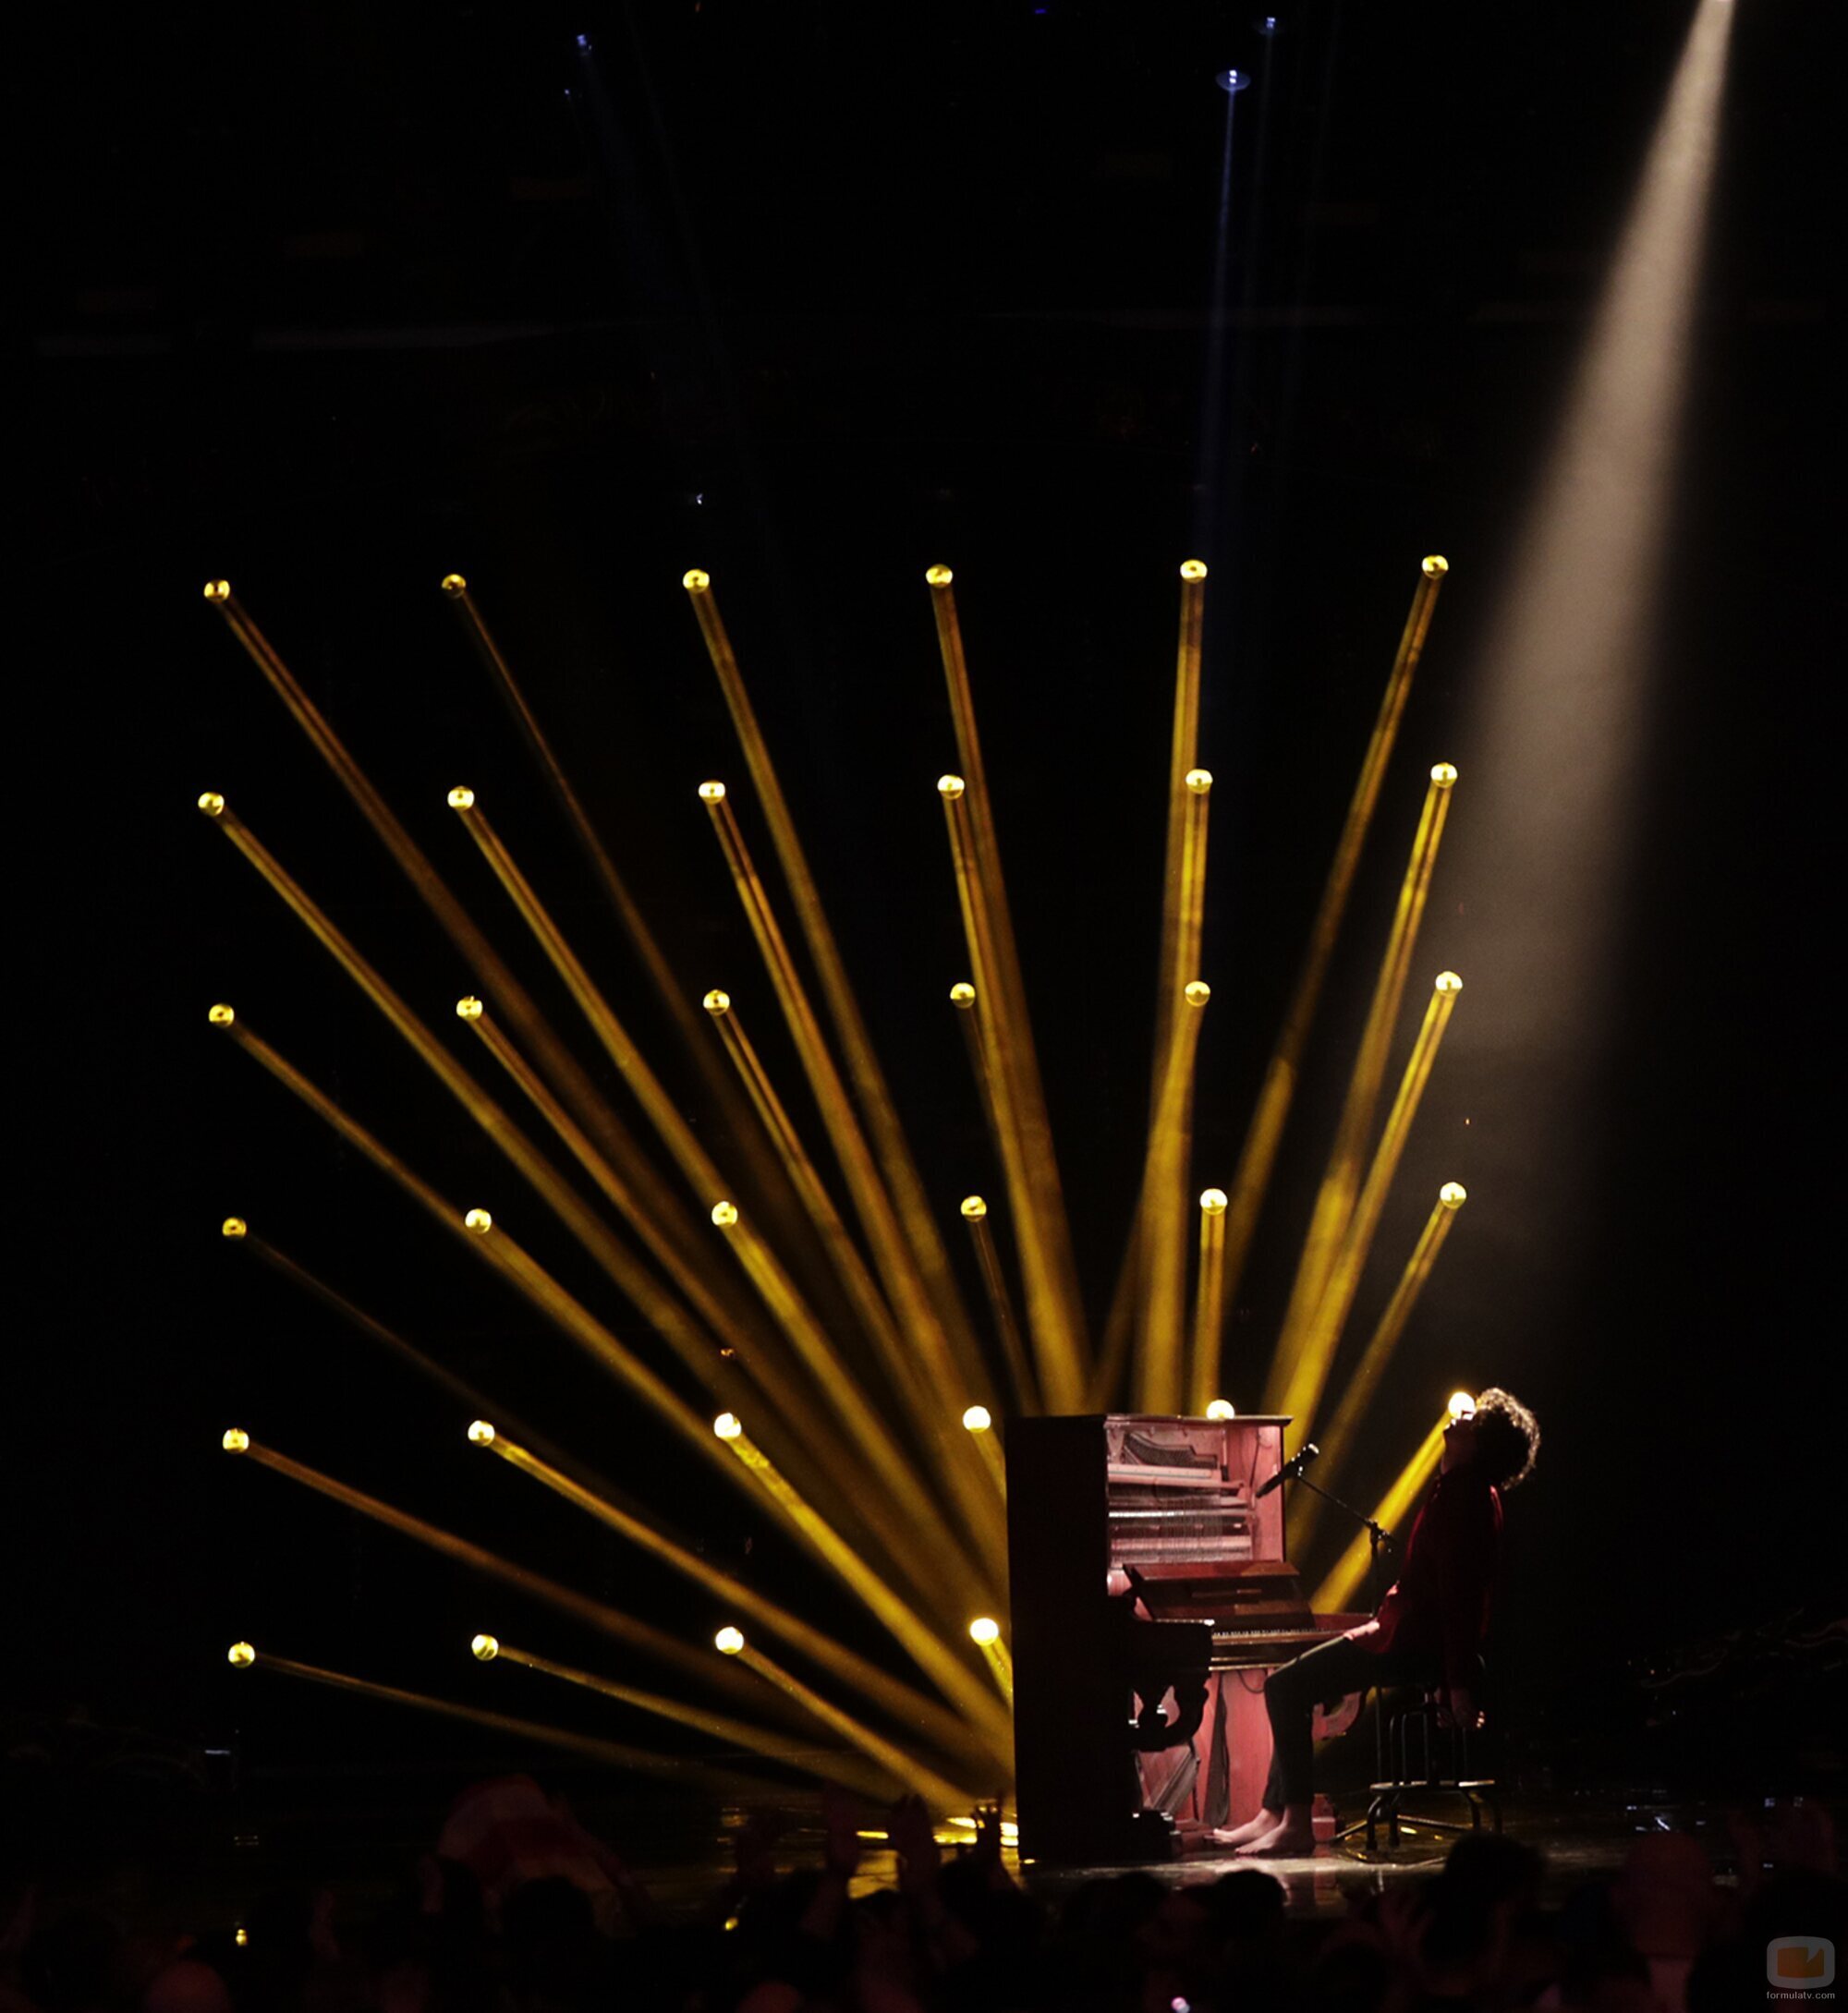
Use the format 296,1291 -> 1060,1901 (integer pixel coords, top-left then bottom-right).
18,0 -> 1839,1797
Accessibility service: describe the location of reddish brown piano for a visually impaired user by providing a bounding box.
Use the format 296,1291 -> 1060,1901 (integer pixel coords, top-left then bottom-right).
1007,1413 -> 1365,1865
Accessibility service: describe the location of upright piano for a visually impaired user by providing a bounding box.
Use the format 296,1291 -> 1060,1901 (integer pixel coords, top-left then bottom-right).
1006,1413 -> 1362,1866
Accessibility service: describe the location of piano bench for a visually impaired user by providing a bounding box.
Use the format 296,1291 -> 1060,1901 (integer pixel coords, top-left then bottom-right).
1357,1692 -> 1502,1853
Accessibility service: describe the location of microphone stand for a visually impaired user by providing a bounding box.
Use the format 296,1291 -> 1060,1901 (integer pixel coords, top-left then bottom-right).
1283,1472 -> 1397,1608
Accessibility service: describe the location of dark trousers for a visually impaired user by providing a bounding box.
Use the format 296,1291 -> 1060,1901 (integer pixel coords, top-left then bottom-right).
1259,1633 -> 1429,1811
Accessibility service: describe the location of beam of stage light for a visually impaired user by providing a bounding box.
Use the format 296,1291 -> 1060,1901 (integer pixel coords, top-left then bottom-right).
1153,565 -> 1210,1106
967,1617 -> 1015,1706
959,1401 -> 1007,1500
1449,0 -> 1736,1230
711,1413 -> 1013,1763
1185,1188 -> 1231,1415
208,1014 -> 736,1457
925,564 -> 1091,1388
455,995 -> 783,1369
194,799 -> 721,1348
694,969 -> 999,1572
1133,982 -> 1212,1415
468,1423 -> 998,1775
947,979 -> 1005,1153
706,1197 -> 995,1598
210,1007 -> 470,1229
465,1210 -> 944,1582
454,788 -> 991,1587
1267,972 -> 1463,1425
208,1012 -> 876,1570
210,1007 -> 750,1487
1216,557 -> 1450,1315
1271,763 -> 1459,1362
958,1200 -> 1037,1418
436,574 -> 792,1208
1288,1182 -> 1468,1554
219,1434 -> 804,1728
700,988 -> 971,1463
682,570 -> 989,1386
229,1224 -> 572,1459
702,782 -> 1005,1469
225,1643 -> 763,1793
200,586 -> 661,1188
1309,1413 -> 1449,1614
446,787 -> 737,1208
715,1629 -> 982,1813
454,999 -> 904,1543
470,1636 -> 905,1800
205,1020 -> 887,1572
939,775 -> 1087,1413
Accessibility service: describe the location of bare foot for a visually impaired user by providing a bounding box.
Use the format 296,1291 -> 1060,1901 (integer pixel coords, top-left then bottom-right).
1210,1808 -> 1282,1848
1235,1815 -> 1317,1858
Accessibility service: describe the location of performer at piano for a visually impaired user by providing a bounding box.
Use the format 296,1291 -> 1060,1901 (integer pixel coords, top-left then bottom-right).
1217,1386 -> 1540,1857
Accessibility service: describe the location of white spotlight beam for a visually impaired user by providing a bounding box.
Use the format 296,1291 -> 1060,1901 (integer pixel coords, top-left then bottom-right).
1459,0 -> 1736,1057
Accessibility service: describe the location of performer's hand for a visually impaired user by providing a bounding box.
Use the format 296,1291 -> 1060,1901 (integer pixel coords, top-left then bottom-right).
1439,1687 -> 1484,1731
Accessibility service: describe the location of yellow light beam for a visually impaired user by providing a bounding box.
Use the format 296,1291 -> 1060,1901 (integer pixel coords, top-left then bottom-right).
1269,972 -> 1464,1427
947,980 -> 1005,1155
1185,1188 -> 1230,1415
702,988 -> 976,1499
1310,1414 -> 1448,1614
454,997 -> 797,1415
706,1201 -> 991,1607
1133,981 -> 1212,1414
194,802 -> 724,1367
209,1018 -> 882,1576
926,566 -> 1091,1388
957,1199 -> 1038,1419
446,790 -> 726,1206
225,1643 -> 764,1792
967,1617 -> 1015,1707
474,1637 -> 905,1800
468,1214 -> 967,1618
234,1227 -> 588,1471
1289,1183 -> 1466,1556
950,992 -> 1047,1419
222,1437 -> 803,1728
209,1006 -> 745,1485
437,575 -> 791,1206
712,1415 -> 1014,1765
1215,556 -> 1450,1314
959,1401 -> 1007,1502
1270,764 -> 1458,1368
720,1631 -> 983,1813
683,571 -> 988,1400
1152,562 -> 1210,1107
449,792 -> 986,1589
199,587 -> 663,1206
698,786 -> 1004,1576
940,778 -> 1086,1413
469,1425 -> 1001,1775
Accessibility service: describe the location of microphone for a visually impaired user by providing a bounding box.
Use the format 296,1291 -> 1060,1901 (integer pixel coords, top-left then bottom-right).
1255,1443 -> 1319,1498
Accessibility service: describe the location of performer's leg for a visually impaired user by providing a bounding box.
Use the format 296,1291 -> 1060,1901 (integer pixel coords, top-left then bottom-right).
1234,1637 -> 1392,1857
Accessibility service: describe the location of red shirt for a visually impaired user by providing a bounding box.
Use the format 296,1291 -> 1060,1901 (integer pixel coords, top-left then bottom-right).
1350,1466 -> 1502,1691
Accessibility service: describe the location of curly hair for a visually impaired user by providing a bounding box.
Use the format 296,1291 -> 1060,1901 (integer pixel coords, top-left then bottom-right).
1470,1387 -> 1540,1491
